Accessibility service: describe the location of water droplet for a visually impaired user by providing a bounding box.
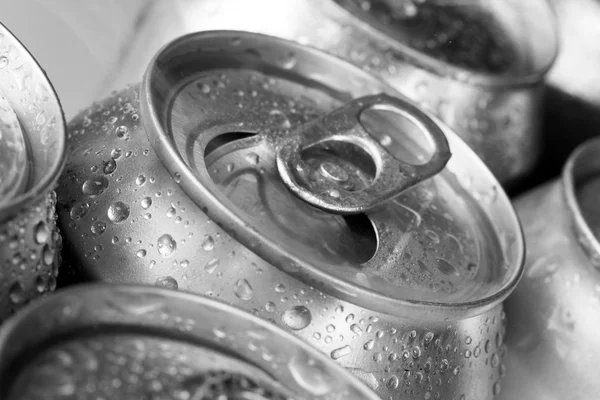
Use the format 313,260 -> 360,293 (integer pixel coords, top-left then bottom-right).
42,245 -> 54,265
199,83 -> 211,94
201,234 -> 215,251
331,345 -> 352,360
136,249 -> 147,258
103,158 -> 117,174
265,301 -> 276,312
282,306 -> 312,330
364,339 -> 375,350
155,276 -> 178,290
166,205 -> 176,218
91,221 -> 106,236
9,281 -> 25,304
234,279 -> 254,300
326,324 -> 335,333
180,259 -> 189,268
204,258 -> 220,274
157,234 -> 176,257
82,176 -> 109,197
34,221 -> 49,244
141,197 -> 152,209
115,125 -> 128,138
107,201 -> 130,223
491,353 -> 500,367
412,346 -> 422,359
275,283 -> 286,293
387,375 -> 399,390
350,324 -> 363,335
136,175 -> 146,186
70,202 -> 89,220
439,359 -> 449,372
493,382 -> 501,395
268,109 -> 292,129
246,152 -> 260,164
0,56 -> 9,69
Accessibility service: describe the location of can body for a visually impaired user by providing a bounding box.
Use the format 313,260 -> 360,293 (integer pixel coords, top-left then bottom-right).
58,86 -> 506,400
56,31 -> 523,400
0,23 -> 66,321
0,284 -> 380,400
500,138 -> 600,399
109,0 -> 557,187
524,0 -> 600,191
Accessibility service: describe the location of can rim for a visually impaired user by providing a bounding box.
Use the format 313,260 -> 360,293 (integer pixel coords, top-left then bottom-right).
562,137 -> 600,269
0,22 -> 67,221
330,0 -> 559,87
0,283 -> 381,399
141,30 -> 525,321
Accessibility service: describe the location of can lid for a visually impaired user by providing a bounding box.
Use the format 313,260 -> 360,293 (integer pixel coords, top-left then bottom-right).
0,284 -> 381,400
0,23 -> 67,221
331,0 -> 558,86
0,93 -> 29,206
141,31 -> 524,320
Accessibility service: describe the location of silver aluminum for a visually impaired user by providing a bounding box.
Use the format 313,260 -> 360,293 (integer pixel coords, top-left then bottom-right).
500,137 -> 600,400
57,31 -> 524,400
0,284 -> 380,400
0,22 -> 66,321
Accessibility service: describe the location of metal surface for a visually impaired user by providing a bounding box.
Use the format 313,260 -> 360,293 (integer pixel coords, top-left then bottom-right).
275,94 -> 451,214
522,0 -> 600,193
57,31 -> 523,400
499,138 -> 600,400
0,284 -> 380,400
112,0 -> 558,187
0,22 -> 66,321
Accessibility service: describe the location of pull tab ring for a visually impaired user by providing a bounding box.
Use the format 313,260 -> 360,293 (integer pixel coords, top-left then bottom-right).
276,94 -> 451,214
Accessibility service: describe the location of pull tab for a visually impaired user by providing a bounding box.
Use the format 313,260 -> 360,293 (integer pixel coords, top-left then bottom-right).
276,94 -> 451,214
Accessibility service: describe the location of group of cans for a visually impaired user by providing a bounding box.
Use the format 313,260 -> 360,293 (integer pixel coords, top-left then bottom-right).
0,1 -> 599,399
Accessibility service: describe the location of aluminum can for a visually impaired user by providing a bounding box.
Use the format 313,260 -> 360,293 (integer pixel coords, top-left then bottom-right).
524,0 -> 600,190
499,137 -> 600,400
108,0 -> 558,187
0,22 -> 66,321
0,284 -> 380,400
56,31 -> 524,400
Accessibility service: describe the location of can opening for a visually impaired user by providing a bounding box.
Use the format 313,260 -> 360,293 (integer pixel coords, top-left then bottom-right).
205,131 -> 259,158
359,105 -> 434,166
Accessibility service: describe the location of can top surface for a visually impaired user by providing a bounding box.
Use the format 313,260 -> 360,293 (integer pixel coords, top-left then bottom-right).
141,31 -> 524,320
0,22 -> 66,221
331,0 -> 558,86
563,138 -> 600,271
0,284 -> 380,400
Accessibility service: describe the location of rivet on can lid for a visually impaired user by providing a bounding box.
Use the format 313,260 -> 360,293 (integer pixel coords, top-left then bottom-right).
141,30 -> 524,320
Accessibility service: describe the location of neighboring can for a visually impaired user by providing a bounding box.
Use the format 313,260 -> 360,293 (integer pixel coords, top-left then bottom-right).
110,0 -> 558,187
523,0 -> 600,190
499,137 -> 600,400
56,31 -> 524,400
0,22 -> 66,321
0,284 -> 381,400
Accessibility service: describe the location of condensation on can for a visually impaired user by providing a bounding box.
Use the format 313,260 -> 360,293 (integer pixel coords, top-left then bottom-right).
0,22 -> 67,321
56,31 -> 524,400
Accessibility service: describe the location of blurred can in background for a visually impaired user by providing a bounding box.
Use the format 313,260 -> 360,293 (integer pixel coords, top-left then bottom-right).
0,284 -> 381,400
104,0 -> 558,187
0,22 -> 66,321
500,137 -> 600,400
